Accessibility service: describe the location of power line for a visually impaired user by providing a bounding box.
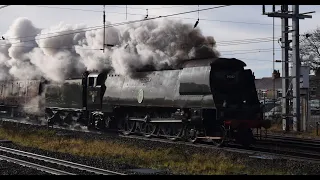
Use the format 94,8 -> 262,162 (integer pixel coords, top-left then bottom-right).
2,15 -> 282,47
237,58 -> 273,62
28,5 -> 281,27
2,36 -> 283,52
219,39 -> 277,46
3,5 -> 232,45
6,35 -> 280,49
0,43 -> 277,63
223,49 -> 281,55
219,36 -> 280,44
220,47 -> 281,52
0,42 -> 283,57
1,6 -> 292,49
4,24 -> 281,47
28,5 -> 199,12
30,5 -> 102,12
178,37 -> 280,48
4,7 -> 284,42
165,16 -> 281,26
0,43 -> 100,51
31,5 -> 194,11
88,5 -> 192,10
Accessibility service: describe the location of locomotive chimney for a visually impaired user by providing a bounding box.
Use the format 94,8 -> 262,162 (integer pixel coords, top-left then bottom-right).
272,70 -> 280,79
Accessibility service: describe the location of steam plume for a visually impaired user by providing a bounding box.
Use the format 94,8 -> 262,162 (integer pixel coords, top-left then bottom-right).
0,17 -> 220,82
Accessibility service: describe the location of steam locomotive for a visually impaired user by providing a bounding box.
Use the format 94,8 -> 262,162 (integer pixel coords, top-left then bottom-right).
0,57 -> 270,146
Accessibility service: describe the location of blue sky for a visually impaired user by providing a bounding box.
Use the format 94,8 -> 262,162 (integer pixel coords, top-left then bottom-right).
0,5 -> 319,78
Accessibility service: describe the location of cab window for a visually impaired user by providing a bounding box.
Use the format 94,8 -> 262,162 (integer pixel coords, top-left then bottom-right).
88,77 -> 95,87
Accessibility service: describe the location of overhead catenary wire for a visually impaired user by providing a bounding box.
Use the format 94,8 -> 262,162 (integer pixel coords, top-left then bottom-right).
220,48 -> 282,52
0,35 -> 284,53
1,5 -> 299,52
3,5 -> 231,44
31,5 -> 196,11
223,49 -> 281,56
0,5 -> 298,69
219,39 -> 278,46
0,41 -> 283,56
28,5 -> 281,27
3,36 -> 281,49
0,43 -> 276,64
3,8 -> 282,41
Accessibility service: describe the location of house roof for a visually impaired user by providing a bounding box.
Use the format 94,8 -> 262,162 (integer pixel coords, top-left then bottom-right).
254,77 -> 282,90
255,75 -> 320,90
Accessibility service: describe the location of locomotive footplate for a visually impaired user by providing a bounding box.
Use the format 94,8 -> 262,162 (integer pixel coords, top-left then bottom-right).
197,136 -> 223,139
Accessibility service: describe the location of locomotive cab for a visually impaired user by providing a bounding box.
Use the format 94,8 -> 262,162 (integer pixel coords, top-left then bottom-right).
86,73 -> 107,111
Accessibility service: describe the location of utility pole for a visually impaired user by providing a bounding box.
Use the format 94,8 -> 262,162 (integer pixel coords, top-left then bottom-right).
102,5 -> 106,53
100,5 -> 115,52
292,5 -> 301,131
262,5 -> 314,132
281,5 -> 290,131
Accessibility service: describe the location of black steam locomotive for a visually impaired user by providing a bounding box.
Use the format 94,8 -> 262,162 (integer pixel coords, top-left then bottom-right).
0,57 -> 270,146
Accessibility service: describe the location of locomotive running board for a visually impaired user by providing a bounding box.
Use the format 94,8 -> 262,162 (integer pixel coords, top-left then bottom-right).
197,136 -> 223,140
129,118 -> 183,123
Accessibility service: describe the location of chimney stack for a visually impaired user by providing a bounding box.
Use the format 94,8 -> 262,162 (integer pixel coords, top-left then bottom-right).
272,70 -> 280,79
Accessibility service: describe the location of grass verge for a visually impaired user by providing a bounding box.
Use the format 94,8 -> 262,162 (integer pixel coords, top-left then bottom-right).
0,124 -> 287,175
268,122 -> 320,139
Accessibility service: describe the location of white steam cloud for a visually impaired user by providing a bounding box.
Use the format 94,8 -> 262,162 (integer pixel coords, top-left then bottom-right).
0,17 -> 220,82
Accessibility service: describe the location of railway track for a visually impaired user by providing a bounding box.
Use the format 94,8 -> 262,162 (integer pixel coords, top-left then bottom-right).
263,134 -> 320,143
2,117 -> 320,164
0,145 -> 126,175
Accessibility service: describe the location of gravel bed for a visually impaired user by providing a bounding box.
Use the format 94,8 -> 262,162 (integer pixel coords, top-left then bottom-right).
0,159 -> 51,175
2,120 -> 320,174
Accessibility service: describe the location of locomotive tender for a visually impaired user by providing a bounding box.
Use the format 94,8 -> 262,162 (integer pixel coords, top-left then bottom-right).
0,57 -> 270,146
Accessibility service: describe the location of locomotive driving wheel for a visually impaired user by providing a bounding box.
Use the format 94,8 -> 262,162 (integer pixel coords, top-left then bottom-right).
93,114 -> 111,131
141,122 -> 158,138
120,115 -> 136,136
45,109 -> 55,127
211,125 -> 226,147
161,123 -> 184,141
185,125 -> 198,143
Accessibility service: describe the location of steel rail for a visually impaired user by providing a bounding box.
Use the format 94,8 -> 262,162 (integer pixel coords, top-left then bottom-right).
0,154 -> 75,175
0,146 -> 125,175
262,134 -> 320,143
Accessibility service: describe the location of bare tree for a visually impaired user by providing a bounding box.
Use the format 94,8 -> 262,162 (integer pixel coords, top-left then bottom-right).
299,27 -> 320,75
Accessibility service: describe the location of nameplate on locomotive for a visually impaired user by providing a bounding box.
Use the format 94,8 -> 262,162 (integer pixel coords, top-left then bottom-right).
137,89 -> 144,103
